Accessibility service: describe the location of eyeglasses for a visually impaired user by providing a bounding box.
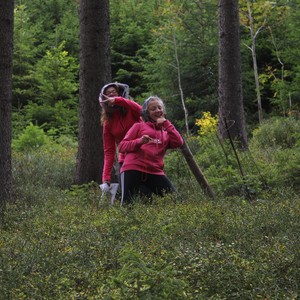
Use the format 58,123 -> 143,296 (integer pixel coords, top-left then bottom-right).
105,89 -> 118,96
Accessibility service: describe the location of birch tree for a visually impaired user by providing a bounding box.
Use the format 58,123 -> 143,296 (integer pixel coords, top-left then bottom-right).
239,0 -> 289,122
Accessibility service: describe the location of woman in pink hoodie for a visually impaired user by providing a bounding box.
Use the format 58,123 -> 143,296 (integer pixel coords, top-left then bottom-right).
99,83 -> 142,189
119,96 -> 184,205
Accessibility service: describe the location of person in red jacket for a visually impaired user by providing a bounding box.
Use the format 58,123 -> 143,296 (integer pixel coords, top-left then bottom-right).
118,96 -> 184,205
99,83 -> 142,189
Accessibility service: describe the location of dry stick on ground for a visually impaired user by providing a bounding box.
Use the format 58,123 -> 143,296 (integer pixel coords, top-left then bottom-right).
180,141 -> 215,199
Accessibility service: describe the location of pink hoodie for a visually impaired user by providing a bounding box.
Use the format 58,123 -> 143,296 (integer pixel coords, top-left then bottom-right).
119,120 -> 183,175
102,97 -> 142,182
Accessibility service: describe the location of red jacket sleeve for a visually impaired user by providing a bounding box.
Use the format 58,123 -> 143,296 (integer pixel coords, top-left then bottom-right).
114,97 -> 142,119
118,123 -> 144,153
163,120 -> 184,149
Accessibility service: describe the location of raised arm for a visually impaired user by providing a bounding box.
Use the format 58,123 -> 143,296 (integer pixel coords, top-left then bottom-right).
163,120 -> 184,149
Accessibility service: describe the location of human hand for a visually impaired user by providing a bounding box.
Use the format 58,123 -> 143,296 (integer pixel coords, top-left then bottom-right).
100,182 -> 110,192
156,116 -> 166,124
141,135 -> 153,144
99,94 -> 116,107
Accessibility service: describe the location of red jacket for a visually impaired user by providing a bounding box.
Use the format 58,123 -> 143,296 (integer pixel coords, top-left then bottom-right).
119,120 -> 184,175
102,97 -> 142,182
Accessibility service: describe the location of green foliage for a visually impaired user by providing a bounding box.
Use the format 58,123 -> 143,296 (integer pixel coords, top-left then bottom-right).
110,0 -> 157,97
250,116 -> 300,149
3,117 -> 300,298
274,148 -> 300,189
12,144 -> 76,201
24,101 -> 79,136
12,123 -> 52,151
11,0 -> 300,135
187,116 -> 300,197
111,247 -> 187,299
13,0 -> 79,111
1,181 -> 299,299
33,42 -> 79,105
140,0 -> 219,124
13,4 -> 38,108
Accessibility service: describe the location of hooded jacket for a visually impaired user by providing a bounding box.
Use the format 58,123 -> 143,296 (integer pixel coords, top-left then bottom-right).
100,83 -> 142,183
119,120 -> 184,175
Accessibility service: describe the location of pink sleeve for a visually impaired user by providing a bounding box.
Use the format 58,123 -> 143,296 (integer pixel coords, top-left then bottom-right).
118,123 -> 143,153
163,120 -> 184,148
114,97 -> 142,119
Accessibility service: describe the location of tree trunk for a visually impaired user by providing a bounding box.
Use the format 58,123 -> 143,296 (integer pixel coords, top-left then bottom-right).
172,31 -> 189,136
218,0 -> 248,149
180,142 -> 215,199
75,0 -> 111,184
246,1 -> 263,124
0,0 -> 14,221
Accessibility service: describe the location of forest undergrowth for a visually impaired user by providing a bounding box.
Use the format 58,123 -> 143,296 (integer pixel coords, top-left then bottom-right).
1,116 -> 300,299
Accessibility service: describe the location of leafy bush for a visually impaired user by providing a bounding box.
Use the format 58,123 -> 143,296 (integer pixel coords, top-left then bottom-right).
273,147 -> 300,190
181,116 -> 300,198
12,146 -> 76,202
12,123 -> 52,151
250,116 -> 300,149
24,101 -> 79,136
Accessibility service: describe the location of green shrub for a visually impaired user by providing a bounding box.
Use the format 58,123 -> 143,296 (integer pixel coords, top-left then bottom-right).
109,247 -> 187,299
12,146 -> 76,200
12,123 -> 52,151
250,116 -> 300,150
274,147 -> 300,190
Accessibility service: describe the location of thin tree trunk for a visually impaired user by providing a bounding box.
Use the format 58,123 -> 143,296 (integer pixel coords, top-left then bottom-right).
247,1 -> 263,124
173,31 -> 189,136
0,0 -> 14,222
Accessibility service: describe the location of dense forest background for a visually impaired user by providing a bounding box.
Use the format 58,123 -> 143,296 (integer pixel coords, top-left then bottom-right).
12,0 -> 300,139
1,1 -> 300,298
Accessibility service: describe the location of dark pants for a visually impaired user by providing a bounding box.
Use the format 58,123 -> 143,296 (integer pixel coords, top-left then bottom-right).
120,170 -> 175,205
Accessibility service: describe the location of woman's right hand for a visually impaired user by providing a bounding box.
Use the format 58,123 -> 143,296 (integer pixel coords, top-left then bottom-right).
100,94 -> 116,107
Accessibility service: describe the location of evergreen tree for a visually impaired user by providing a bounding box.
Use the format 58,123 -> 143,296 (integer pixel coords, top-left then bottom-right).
13,4 -> 37,108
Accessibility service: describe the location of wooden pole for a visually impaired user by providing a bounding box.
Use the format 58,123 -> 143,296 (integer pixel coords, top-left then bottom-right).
180,141 -> 215,199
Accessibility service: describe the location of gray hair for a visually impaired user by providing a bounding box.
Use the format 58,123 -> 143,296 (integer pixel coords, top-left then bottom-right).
141,96 -> 165,122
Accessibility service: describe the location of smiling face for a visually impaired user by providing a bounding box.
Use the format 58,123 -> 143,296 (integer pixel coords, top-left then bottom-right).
104,86 -> 119,97
147,99 -> 165,122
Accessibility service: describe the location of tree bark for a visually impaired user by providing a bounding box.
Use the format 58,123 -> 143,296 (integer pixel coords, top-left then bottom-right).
218,0 -> 248,149
75,0 -> 111,184
0,0 -> 14,221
